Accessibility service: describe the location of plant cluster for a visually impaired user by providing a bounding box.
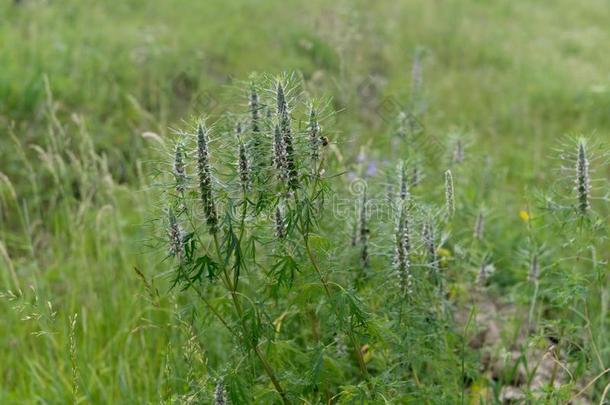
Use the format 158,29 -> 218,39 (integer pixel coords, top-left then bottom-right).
153,68 -> 609,404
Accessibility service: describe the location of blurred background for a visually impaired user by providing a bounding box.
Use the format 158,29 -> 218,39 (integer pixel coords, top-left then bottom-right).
1,0 -> 609,402
3,0 -> 610,181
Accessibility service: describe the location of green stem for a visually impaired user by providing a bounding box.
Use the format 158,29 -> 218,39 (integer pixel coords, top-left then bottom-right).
294,177 -> 368,380
193,285 -> 237,339
527,280 -> 539,333
303,235 -> 368,379
303,237 -> 331,297
212,231 -> 289,404
234,194 -> 248,290
347,328 -> 368,379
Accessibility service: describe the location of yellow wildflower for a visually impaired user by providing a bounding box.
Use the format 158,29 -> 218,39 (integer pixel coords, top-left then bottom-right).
519,210 -> 530,222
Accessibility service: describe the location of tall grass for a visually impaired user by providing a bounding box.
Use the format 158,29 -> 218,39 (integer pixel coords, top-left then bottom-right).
1,1 -> 609,403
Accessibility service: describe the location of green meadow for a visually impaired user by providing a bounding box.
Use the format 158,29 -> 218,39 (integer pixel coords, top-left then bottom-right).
1,1 -> 608,403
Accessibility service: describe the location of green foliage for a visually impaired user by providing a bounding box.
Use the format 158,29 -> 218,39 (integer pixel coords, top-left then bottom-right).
1,1 -> 609,404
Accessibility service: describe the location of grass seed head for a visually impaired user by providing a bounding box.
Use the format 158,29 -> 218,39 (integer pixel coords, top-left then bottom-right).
69,313 -> 80,401
444,169 -> 455,219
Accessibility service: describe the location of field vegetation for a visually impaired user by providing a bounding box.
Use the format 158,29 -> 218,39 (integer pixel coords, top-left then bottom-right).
1,1 -> 609,403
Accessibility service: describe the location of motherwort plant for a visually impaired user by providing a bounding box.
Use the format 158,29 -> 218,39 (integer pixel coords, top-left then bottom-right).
155,75 -> 377,402
152,69 -> 509,403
